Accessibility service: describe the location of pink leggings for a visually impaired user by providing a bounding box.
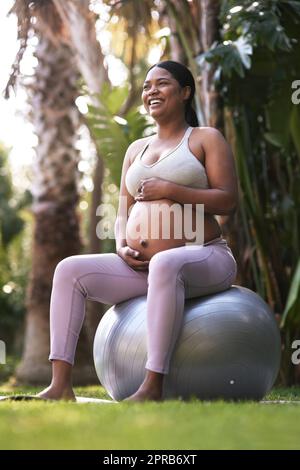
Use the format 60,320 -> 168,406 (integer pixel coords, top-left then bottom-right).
49,237 -> 237,374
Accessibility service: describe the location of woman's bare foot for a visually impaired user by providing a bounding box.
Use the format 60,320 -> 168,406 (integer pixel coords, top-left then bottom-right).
124,387 -> 162,402
36,359 -> 76,401
37,385 -> 76,402
124,370 -> 164,402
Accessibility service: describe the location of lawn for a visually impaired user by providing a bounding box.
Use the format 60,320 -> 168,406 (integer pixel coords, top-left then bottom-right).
0,384 -> 300,450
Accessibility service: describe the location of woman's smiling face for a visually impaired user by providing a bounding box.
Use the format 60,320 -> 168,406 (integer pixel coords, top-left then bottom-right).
142,67 -> 190,120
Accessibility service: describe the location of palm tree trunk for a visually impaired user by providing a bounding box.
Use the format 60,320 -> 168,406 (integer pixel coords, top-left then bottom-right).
53,0 -> 112,343
159,0 -> 186,62
53,0 -> 108,95
16,35 -> 94,384
198,0 -> 222,128
197,0 -> 241,267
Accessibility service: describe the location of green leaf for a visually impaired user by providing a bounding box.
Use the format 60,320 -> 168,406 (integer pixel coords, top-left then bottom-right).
264,83 -> 293,150
234,36 -> 253,69
264,132 -> 287,148
86,85 -> 152,187
281,258 -> 300,327
197,34 -> 253,79
280,0 -> 300,16
290,105 -> 300,160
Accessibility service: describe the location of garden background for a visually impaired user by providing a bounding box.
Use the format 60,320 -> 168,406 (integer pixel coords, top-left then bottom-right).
0,0 -> 300,450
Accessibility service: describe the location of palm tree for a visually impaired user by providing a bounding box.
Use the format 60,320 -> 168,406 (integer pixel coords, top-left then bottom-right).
197,0 -> 222,128
53,0 -> 112,341
6,0 -> 98,383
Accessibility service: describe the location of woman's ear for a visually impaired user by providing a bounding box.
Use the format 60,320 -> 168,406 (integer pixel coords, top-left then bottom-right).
182,86 -> 192,102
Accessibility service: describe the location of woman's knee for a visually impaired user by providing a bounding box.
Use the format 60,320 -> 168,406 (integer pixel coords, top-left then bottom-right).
148,251 -> 180,284
53,255 -> 83,283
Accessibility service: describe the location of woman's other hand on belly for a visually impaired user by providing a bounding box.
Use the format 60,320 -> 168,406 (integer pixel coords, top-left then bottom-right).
117,246 -> 149,271
134,177 -> 170,201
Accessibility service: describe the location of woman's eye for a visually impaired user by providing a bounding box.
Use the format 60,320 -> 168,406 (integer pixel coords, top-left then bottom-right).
143,81 -> 168,90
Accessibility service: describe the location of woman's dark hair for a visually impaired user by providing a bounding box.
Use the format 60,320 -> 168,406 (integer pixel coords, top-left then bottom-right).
146,60 -> 199,127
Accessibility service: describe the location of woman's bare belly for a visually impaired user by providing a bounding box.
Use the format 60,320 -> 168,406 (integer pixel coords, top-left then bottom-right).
126,199 -> 222,261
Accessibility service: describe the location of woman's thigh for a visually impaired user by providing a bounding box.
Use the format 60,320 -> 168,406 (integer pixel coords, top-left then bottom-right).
148,240 -> 237,298
53,252 -> 149,305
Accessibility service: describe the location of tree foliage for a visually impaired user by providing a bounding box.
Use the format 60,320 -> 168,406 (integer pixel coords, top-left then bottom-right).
196,1 -> 300,357
87,83 -> 153,188
0,144 -> 32,345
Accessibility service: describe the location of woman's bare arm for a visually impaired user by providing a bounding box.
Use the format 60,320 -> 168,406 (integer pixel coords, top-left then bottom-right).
114,139 -> 147,252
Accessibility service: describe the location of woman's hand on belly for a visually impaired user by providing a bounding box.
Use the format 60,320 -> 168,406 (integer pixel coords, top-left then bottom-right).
117,246 -> 150,271
134,177 -> 169,201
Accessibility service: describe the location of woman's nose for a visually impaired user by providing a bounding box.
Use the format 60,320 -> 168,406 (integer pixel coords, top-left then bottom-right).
148,86 -> 158,95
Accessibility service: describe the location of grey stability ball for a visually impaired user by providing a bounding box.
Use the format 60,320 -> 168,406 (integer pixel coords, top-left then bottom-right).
93,286 -> 281,401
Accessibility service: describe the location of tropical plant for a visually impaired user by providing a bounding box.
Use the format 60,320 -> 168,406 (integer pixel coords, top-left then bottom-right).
87,83 -> 153,187
0,143 -> 31,348
6,0 -> 97,384
196,0 -> 300,382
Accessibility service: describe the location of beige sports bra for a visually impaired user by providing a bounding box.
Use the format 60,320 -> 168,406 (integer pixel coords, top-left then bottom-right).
125,126 -> 209,197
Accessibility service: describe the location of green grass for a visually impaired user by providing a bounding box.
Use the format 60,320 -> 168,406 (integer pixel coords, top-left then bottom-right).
0,384 -> 300,450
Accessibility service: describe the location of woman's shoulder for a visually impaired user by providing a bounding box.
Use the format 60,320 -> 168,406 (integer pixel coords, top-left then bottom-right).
190,126 -> 226,149
188,127 -> 228,164
191,126 -> 224,139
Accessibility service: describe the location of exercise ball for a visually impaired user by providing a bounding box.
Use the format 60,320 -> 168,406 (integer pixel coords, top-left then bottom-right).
93,286 -> 281,401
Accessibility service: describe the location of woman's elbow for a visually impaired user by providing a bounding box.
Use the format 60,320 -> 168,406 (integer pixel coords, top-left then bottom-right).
227,204 -> 237,216
219,194 -> 238,216
226,195 -> 238,215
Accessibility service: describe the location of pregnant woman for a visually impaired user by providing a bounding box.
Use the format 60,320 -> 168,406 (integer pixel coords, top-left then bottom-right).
38,60 -> 238,402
